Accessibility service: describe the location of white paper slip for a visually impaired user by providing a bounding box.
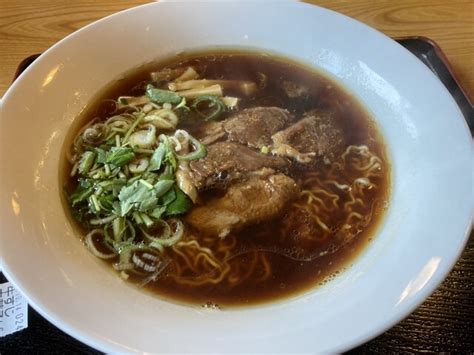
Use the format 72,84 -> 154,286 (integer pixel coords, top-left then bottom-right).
0,282 -> 28,337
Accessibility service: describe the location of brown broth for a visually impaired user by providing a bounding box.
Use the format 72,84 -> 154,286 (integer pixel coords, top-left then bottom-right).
61,50 -> 390,308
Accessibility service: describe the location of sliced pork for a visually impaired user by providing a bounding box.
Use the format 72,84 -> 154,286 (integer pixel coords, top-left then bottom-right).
186,173 -> 299,237
197,106 -> 294,148
271,111 -> 344,164
189,141 -> 289,190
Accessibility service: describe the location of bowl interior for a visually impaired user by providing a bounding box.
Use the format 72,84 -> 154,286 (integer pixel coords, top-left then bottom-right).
0,2 -> 472,352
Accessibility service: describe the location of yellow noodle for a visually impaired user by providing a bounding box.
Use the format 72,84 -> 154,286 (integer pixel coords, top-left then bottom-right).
165,144 -> 384,287
256,253 -> 272,282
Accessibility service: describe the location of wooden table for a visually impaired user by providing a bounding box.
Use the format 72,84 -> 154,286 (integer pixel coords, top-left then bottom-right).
0,1 -> 473,353
1,0 -> 473,98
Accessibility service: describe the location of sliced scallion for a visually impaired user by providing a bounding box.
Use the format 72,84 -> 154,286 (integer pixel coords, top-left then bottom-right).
191,95 -> 226,121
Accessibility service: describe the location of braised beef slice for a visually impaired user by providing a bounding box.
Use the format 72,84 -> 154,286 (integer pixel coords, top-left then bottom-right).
224,107 -> 293,148
189,141 -> 289,190
186,173 -> 299,237
271,111 -> 345,164
197,120 -> 226,145
197,107 -> 294,147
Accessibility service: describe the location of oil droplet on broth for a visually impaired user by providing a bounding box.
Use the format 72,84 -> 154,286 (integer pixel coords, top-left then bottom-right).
202,301 -> 221,310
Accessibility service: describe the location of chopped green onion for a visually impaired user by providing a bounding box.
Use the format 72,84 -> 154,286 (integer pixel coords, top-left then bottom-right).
79,151 -> 96,174
85,229 -> 117,259
142,219 -> 184,247
154,179 -> 174,197
122,113 -> 145,144
165,187 -> 192,215
139,179 -> 154,190
140,213 -> 154,228
112,217 -> 126,242
134,148 -> 155,154
68,78 -> 216,273
90,194 -> 101,213
191,95 -> 226,121
132,211 -> 143,225
90,215 -> 117,225
146,84 -> 182,104
175,97 -> 189,110
148,144 -> 166,171
106,147 -> 135,167
175,133 -> 207,161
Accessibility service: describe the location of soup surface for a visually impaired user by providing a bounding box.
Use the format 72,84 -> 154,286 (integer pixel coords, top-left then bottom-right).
63,51 -> 390,307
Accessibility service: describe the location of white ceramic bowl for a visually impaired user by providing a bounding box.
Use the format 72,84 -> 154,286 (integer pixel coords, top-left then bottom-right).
1,1 -> 472,352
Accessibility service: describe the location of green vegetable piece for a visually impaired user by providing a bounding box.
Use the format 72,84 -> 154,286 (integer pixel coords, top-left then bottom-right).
118,180 -> 158,216
139,179 -> 154,189
192,95 -> 226,121
139,195 -> 159,213
166,150 -> 177,171
141,171 -> 159,181
159,171 -> 174,181
105,137 -> 116,146
97,194 -> 114,212
127,175 -> 141,186
122,113 -> 145,145
176,135 -> 207,161
89,194 -> 101,214
106,147 -> 135,167
154,179 -> 174,197
70,186 -> 93,206
78,151 -> 96,174
166,187 -> 192,216
132,211 -> 143,225
159,186 -> 176,206
146,84 -> 182,104
98,178 -> 127,192
140,213 -> 154,228
95,148 -> 107,164
79,179 -> 93,189
160,135 -> 177,171
175,97 -> 189,110
148,144 -> 166,171
112,217 -> 127,242
150,206 -> 166,219
112,201 -> 122,216
71,205 -> 88,222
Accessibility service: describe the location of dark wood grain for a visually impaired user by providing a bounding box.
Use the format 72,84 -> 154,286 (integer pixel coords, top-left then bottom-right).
0,0 -> 149,96
350,232 -> 474,353
309,0 -> 474,102
0,1 -> 473,353
1,1 -> 473,98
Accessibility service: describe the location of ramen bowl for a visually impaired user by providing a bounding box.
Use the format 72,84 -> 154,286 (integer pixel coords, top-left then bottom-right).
0,1 -> 472,352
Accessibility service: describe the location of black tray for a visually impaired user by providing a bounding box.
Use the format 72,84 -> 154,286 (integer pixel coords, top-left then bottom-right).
1,37 -> 473,354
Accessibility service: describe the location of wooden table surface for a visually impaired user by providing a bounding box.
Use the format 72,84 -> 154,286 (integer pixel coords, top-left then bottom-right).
0,1 -> 473,353
0,0 -> 473,98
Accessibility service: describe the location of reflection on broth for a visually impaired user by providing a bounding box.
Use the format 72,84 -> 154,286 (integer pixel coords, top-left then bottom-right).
62,51 -> 390,307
